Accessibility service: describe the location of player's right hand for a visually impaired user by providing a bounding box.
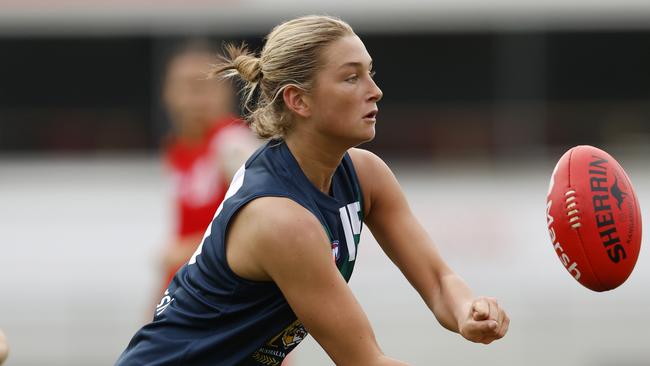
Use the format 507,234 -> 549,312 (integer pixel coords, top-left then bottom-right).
458,297 -> 509,344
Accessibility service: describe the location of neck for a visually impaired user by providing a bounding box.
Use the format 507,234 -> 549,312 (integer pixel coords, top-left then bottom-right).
284,130 -> 347,195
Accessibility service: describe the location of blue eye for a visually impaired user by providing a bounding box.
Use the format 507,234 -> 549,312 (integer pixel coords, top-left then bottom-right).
346,75 -> 359,83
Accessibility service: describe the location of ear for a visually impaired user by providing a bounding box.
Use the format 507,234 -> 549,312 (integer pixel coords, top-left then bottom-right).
282,85 -> 311,119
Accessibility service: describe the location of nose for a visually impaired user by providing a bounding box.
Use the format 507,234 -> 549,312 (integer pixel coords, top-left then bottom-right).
367,77 -> 383,102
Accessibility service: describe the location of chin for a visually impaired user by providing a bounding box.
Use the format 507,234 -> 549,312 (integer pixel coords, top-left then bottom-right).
355,126 -> 376,145
330,123 -> 376,148
364,129 -> 376,142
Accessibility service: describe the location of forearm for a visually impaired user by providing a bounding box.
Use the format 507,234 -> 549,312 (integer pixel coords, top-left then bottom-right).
344,355 -> 408,366
326,339 -> 408,366
309,302 -> 408,366
427,273 -> 474,333
330,346 -> 409,366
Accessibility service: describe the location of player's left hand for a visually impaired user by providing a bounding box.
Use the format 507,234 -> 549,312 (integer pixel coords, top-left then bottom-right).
458,297 -> 509,344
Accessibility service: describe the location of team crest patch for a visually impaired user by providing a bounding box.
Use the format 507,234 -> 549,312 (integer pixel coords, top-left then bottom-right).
281,323 -> 308,348
331,240 -> 340,261
257,319 -> 309,362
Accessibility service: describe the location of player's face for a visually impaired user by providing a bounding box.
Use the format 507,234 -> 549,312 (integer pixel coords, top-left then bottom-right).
307,35 -> 383,146
164,53 -> 234,132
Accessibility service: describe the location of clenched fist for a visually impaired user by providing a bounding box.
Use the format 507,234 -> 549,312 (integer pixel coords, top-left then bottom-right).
459,297 -> 509,344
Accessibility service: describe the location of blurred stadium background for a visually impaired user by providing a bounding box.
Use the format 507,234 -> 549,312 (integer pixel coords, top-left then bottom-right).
1,1 -> 649,365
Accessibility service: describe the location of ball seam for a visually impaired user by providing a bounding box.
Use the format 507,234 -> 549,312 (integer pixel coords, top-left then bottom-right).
570,147 -> 606,291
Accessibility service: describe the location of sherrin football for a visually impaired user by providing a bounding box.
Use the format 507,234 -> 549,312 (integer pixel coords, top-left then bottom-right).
546,145 -> 642,292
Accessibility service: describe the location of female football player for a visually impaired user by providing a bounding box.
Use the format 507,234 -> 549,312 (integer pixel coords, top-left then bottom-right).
117,15 -> 509,366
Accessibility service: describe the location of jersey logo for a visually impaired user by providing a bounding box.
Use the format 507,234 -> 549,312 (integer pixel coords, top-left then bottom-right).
252,320 -> 308,364
155,289 -> 174,317
265,319 -> 307,349
331,240 -> 340,261
339,201 -> 361,261
281,323 -> 307,348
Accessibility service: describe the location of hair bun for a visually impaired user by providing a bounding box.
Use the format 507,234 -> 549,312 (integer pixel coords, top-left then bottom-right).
233,55 -> 262,83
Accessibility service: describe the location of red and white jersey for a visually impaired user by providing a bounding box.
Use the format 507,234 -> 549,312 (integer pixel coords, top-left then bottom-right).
164,116 -> 250,239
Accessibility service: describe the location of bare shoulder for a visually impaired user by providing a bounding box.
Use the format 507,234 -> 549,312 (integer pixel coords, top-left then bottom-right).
348,148 -> 394,180
227,196 -> 331,281
348,147 -> 383,167
347,148 -> 397,216
241,196 -> 326,245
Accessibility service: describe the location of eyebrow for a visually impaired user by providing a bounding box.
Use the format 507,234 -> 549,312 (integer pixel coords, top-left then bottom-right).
338,60 -> 373,70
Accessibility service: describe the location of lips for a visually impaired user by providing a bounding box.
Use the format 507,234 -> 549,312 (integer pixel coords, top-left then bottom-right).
363,109 -> 378,119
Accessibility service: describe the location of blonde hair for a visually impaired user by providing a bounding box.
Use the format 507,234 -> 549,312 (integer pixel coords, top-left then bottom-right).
207,15 -> 354,139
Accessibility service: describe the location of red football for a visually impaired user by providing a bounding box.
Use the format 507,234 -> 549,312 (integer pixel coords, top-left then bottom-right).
546,145 -> 642,291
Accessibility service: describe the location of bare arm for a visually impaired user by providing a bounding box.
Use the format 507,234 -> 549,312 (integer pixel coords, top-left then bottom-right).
350,148 -> 509,344
226,197 -> 409,365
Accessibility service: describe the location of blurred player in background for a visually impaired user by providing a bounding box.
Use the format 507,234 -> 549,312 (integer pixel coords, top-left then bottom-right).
119,16 -> 508,365
159,40 -> 258,290
0,329 -> 8,365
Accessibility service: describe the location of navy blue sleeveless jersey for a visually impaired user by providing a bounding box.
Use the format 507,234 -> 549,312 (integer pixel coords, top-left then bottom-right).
117,139 -> 364,366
